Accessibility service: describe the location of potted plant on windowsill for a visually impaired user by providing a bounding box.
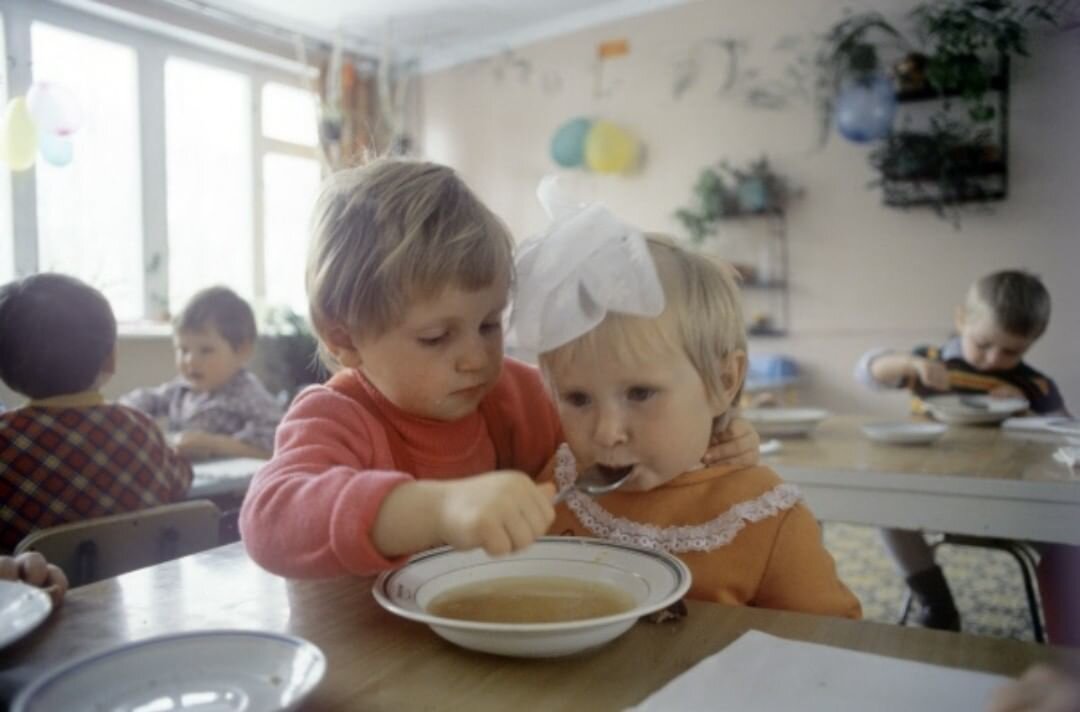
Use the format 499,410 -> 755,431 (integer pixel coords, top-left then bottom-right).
256,307 -> 325,406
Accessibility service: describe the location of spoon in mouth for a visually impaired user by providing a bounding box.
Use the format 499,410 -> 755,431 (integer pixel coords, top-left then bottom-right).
552,464 -> 635,505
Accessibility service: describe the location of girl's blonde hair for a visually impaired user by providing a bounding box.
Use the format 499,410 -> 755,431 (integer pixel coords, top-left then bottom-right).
540,235 -> 746,403
307,158 -> 514,366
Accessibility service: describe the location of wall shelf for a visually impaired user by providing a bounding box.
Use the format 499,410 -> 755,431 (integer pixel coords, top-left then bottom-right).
879,54 -> 1010,210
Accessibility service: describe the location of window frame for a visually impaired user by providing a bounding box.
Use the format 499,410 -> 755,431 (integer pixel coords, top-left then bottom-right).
1,0 -> 321,322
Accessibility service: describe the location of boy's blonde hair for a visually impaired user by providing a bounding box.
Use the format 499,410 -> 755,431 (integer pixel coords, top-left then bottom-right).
964,269 -> 1051,339
307,158 -> 514,365
540,235 -> 746,403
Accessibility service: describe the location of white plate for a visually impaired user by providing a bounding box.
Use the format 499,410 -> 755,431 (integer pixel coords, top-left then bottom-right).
1046,419 -> 1080,438
742,408 -> 829,437
13,630 -> 326,712
373,537 -> 691,658
925,395 -> 1028,425
0,581 -> 52,651
861,421 -> 947,445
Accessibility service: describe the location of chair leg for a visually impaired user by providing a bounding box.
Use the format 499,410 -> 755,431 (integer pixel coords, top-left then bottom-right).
999,544 -> 1045,644
899,590 -> 914,625
938,536 -> 1045,644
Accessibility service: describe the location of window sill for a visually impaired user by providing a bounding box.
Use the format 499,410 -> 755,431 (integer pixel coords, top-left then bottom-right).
118,321 -> 173,339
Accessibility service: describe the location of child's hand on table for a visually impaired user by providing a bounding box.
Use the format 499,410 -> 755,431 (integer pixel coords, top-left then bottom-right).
0,552 -> 69,607
437,472 -> 556,557
703,416 -> 760,468
987,664 -> 1080,712
170,430 -> 221,459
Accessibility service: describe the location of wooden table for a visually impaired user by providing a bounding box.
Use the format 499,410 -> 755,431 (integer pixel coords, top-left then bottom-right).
767,416 -> 1080,545
4,542 -> 1076,711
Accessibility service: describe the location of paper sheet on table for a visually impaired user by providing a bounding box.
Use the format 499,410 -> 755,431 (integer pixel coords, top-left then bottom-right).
630,630 -> 1007,712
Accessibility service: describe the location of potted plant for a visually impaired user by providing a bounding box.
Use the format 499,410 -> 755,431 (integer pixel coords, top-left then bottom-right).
814,11 -> 909,144
257,307 -> 325,405
910,0 -> 1058,122
675,157 -> 794,242
868,116 -> 1003,221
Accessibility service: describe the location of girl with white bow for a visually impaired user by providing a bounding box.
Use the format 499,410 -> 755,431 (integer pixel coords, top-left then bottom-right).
510,179 -> 860,616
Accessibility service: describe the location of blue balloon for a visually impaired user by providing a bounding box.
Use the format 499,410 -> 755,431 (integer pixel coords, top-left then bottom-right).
550,117 -> 592,168
38,131 -> 73,167
834,74 -> 897,143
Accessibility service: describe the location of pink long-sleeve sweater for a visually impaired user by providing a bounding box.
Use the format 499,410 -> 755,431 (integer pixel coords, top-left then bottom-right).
239,358 -> 561,578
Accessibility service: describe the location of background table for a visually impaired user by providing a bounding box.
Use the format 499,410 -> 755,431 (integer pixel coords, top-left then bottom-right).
767,416 -> 1080,545
4,542 -> 1076,711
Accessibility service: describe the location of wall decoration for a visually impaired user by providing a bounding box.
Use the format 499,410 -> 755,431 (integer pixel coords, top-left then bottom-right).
0,82 -> 83,171
0,97 -> 38,171
583,120 -> 638,174
550,116 -> 592,168
549,117 -> 641,175
833,74 -> 897,143
594,37 -> 630,98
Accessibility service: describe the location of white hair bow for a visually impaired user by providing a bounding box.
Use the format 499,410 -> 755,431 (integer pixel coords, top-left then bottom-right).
506,176 -> 665,359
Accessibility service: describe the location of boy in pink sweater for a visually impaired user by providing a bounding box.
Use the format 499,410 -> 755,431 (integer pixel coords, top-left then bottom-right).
239,159 -> 758,578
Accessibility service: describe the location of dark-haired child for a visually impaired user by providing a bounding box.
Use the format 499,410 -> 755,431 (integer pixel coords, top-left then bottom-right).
121,286 -> 282,460
0,273 -> 192,553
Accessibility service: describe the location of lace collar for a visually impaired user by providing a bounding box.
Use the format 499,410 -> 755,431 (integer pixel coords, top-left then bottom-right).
553,444 -> 802,554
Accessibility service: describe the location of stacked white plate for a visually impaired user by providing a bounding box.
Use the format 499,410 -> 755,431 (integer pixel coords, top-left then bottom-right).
924,395 -> 1028,425
861,421 -> 947,446
0,581 -> 52,651
13,630 -> 326,712
742,408 -> 829,437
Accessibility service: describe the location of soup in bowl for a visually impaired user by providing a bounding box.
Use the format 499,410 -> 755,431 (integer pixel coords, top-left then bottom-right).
373,537 -> 691,658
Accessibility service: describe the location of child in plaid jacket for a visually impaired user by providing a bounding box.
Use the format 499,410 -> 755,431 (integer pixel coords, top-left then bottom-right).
0,274 -> 192,553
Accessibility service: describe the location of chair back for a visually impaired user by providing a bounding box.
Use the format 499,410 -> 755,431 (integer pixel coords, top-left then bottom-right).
14,500 -> 222,587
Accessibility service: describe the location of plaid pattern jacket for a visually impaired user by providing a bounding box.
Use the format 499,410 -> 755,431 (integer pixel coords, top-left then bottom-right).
0,392 -> 193,553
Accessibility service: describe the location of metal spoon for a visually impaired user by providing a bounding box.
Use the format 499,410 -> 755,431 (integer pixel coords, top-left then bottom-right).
552,464 -> 634,505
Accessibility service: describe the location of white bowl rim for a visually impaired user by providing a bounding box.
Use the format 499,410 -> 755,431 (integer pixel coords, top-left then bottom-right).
373,536 -> 691,633
742,407 -> 830,422
861,421 -> 948,434
12,629 -> 327,711
924,394 -> 1029,413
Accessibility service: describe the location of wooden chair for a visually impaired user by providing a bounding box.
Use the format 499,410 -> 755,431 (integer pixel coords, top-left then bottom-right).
14,500 -> 223,587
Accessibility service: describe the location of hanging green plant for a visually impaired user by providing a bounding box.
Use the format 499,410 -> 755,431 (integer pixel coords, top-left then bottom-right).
910,0 -> 1058,122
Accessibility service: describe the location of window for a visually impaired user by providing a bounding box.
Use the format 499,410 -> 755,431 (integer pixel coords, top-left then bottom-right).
3,6 -> 323,323
0,12 -> 14,284
260,80 -> 321,316
164,57 -> 254,311
31,22 -> 143,320
262,82 -> 319,147
262,153 -> 321,315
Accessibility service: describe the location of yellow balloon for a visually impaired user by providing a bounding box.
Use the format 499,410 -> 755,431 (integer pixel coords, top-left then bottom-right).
1,97 -> 38,171
584,120 -> 639,174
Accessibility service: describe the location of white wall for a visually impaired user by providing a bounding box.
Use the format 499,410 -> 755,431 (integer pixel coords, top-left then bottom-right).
420,0 -> 1079,417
